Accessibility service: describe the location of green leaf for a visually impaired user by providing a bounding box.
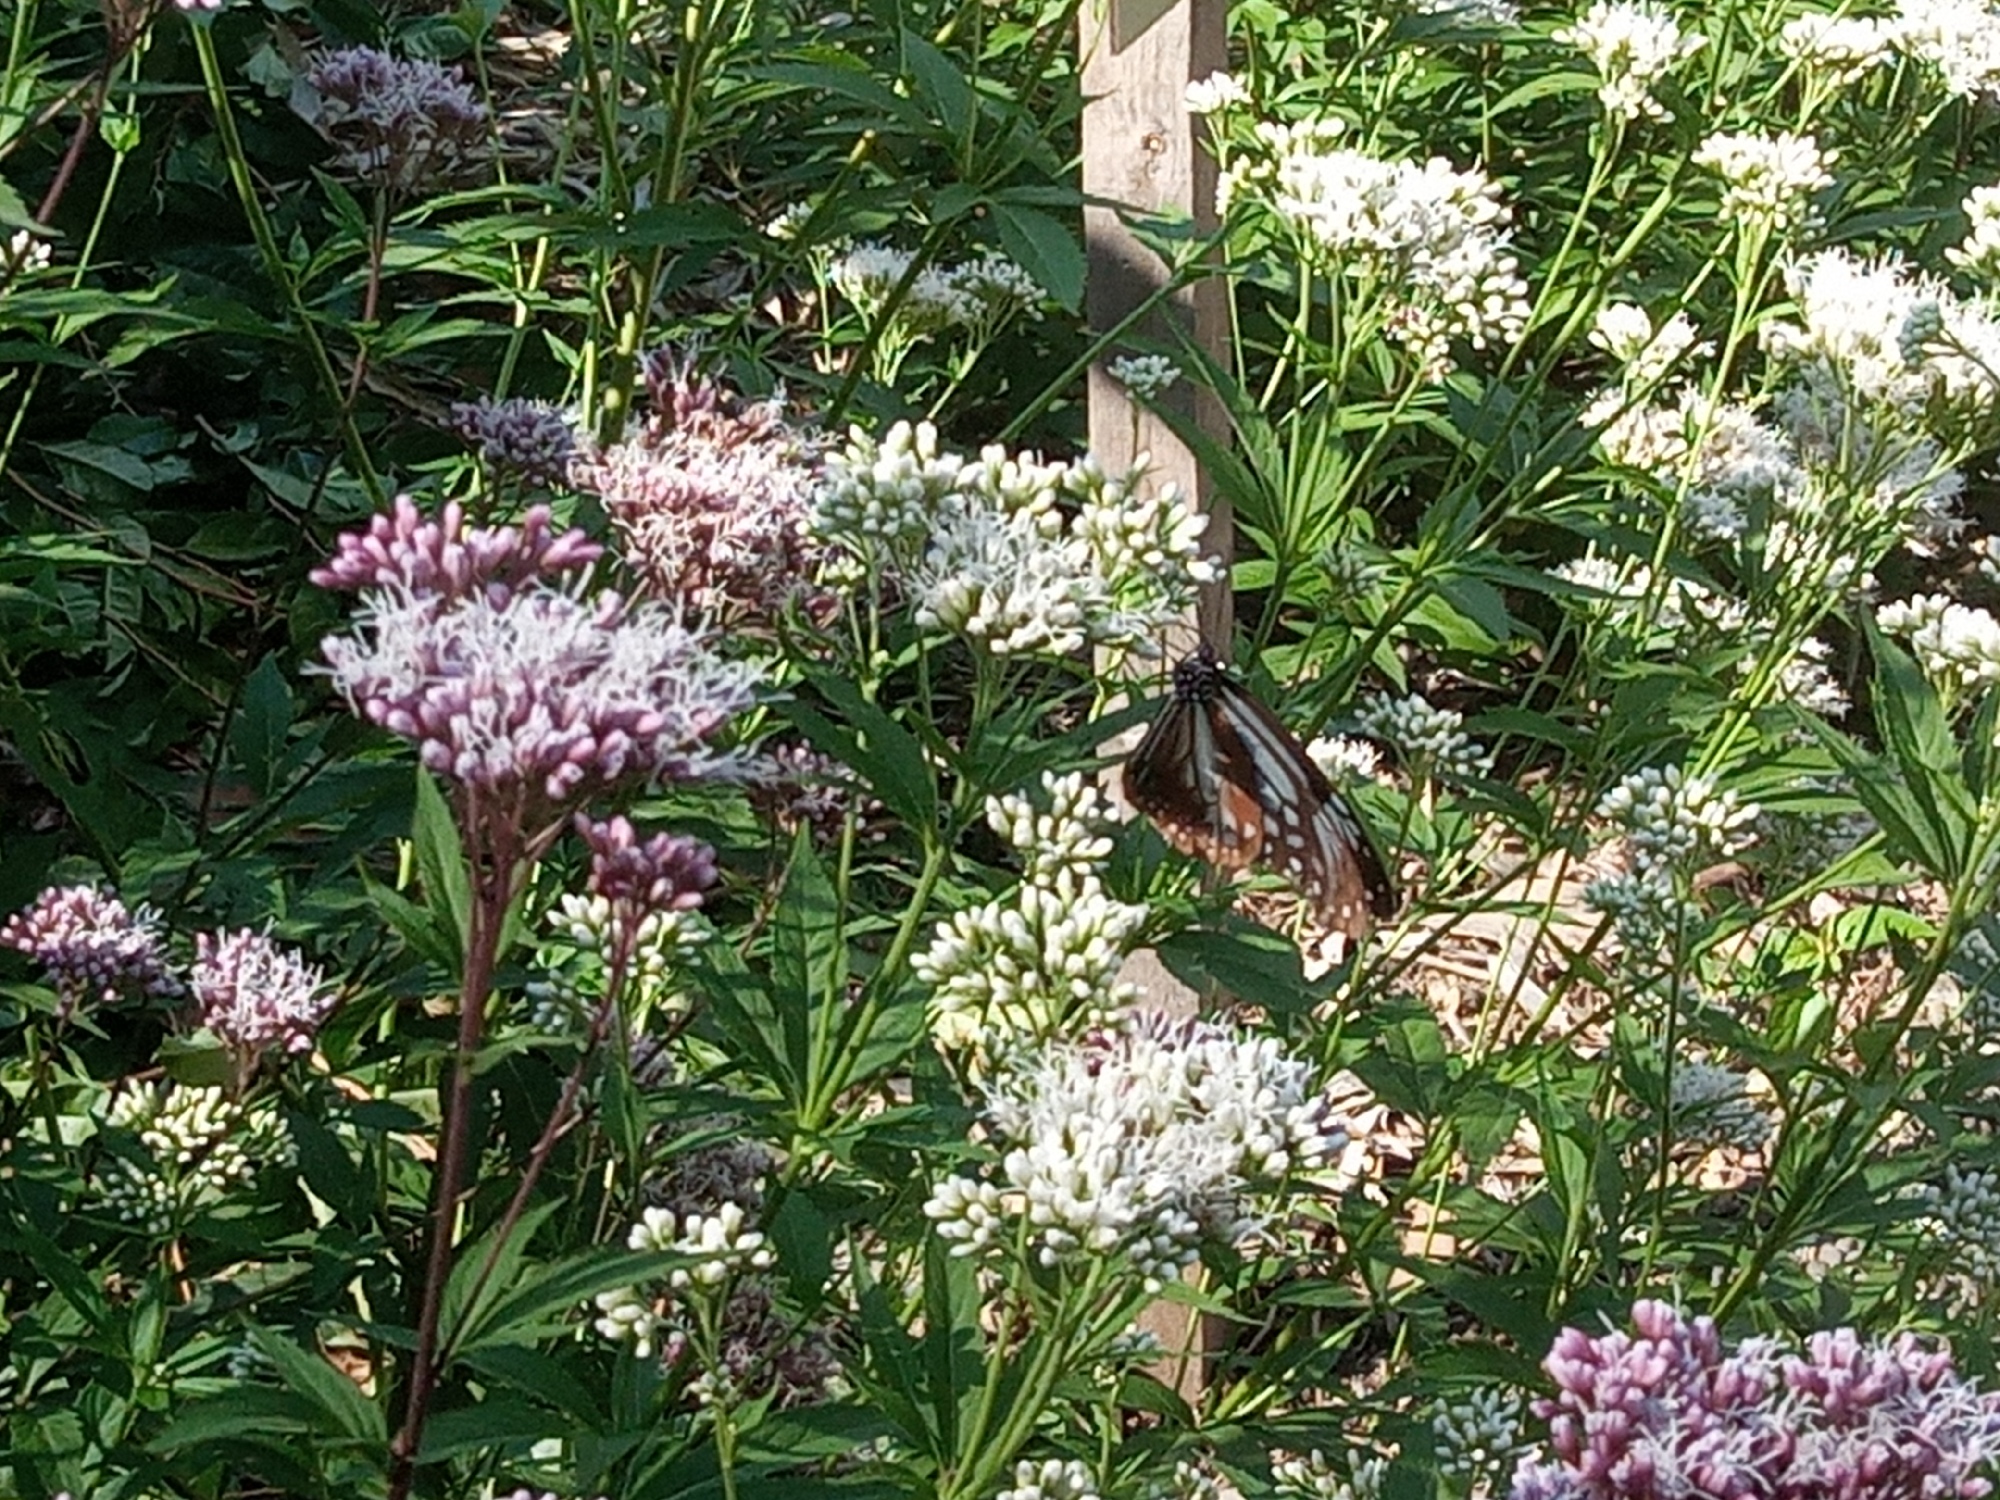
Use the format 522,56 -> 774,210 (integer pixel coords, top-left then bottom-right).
411,767 -> 471,963
245,1324 -> 386,1444
783,668 -> 938,835
771,827 -> 846,1096
230,653 -> 294,797
989,201 -> 1084,311
1155,918 -> 1317,1014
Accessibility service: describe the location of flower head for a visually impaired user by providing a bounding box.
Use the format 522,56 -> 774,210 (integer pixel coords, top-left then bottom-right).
449,398 -> 578,488
575,364 -> 832,627
192,929 -> 334,1057
317,500 -> 758,816
3,885 -> 181,1015
1513,1299 -> 2000,1500
302,46 -> 488,195
1692,130 -> 1834,233
1354,693 -> 1492,782
310,495 -> 600,603
1553,0 -> 1703,120
576,813 -> 718,917
1226,136 -> 1529,376
925,1012 -> 1347,1285
1597,765 -> 1758,875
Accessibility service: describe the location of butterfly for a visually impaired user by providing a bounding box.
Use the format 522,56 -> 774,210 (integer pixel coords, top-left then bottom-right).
1123,643 -> 1397,939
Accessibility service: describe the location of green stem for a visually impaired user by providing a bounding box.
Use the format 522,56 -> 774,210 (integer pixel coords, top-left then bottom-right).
191,25 -> 381,504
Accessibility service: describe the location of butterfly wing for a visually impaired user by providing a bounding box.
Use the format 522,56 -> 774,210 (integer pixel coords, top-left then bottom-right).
1126,649 -> 1397,940
1209,676 -> 1398,939
1124,693 -> 1262,867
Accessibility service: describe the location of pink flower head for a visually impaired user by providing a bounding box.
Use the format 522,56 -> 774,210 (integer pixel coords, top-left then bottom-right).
310,495 -> 600,605
449,397 -> 578,488
2,885 -> 181,1014
577,813 -> 718,914
303,46 -> 488,195
573,361 -> 833,628
320,582 -> 760,808
192,929 -> 334,1057
1516,1299 -> 2000,1500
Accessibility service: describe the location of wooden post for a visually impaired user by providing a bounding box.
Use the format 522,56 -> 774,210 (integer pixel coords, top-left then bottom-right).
1082,0 -> 1232,656
1082,0 -> 1232,1402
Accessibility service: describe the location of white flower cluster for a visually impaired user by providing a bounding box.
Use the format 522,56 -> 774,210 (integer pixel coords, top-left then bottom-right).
1307,734 -> 1382,782
1597,764 -> 1759,875
924,1012 -> 1347,1286
1270,1449 -> 1389,1500
810,422 -> 1216,663
1590,302 -> 1710,394
1410,0 -> 1522,28
1896,0 -> 2000,101
1766,248 -> 2000,423
1186,71 -> 1251,115
1780,12 -> 1901,79
3,230 -> 51,280
1553,0 -> 1703,120
1353,693 -> 1492,782
1221,127 -> 1529,376
1920,1163 -> 2000,1281
1584,869 -> 1704,951
1431,1387 -> 1529,1481
1668,1058 -> 1776,1152
527,891 -> 708,1033
918,771 -> 1147,1051
95,1084 -> 292,1234
996,1459 -> 1100,1500
1878,592 -> 2000,698
829,241 -> 1041,336
1108,353 -> 1183,400
1588,381 -> 1796,545
591,1201 -> 774,1358
1952,184 -> 2000,282
1692,130 -> 1834,233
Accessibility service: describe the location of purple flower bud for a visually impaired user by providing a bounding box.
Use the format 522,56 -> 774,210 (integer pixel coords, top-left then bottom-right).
301,46 -> 489,196
576,814 -> 718,915
2,885 -> 182,1015
1514,1302 -> 2000,1500
449,397 -> 579,488
192,929 -> 335,1058
311,495 -> 600,602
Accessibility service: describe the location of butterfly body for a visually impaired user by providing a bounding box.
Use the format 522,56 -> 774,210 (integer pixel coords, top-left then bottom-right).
1124,644 -> 1396,938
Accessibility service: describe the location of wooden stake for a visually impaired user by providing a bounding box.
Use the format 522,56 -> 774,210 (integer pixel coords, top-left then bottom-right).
1081,0 -> 1232,1403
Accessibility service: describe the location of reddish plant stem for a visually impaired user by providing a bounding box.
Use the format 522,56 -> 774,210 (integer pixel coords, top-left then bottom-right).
35,70 -> 111,226
434,943 -> 632,1374
386,824 -> 516,1500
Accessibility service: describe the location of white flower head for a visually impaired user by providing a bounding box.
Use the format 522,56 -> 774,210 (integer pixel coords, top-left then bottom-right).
1780,12 -> 1901,80
1554,0 -> 1704,120
1185,72 -> 1250,115
1596,765 -> 1758,875
1669,1058 -> 1776,1152
1949,183 -> 2000,282
1353,693 -> 1492,782
1692,130 -> 1834,233
1108,353 -> 1183,400
945,1012 -> 1348,1285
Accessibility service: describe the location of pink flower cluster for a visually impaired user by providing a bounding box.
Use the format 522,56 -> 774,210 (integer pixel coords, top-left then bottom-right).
578,813 -> 718,915
316,498 -> 759,809
192,929 -> 334,1056
309,495 -> 599,603
573,361 -> 832,629
1,885 -> 180,1014
449,398 -> 579,488
1512,1299 -> 2000,1499
303,46 -> 488,195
